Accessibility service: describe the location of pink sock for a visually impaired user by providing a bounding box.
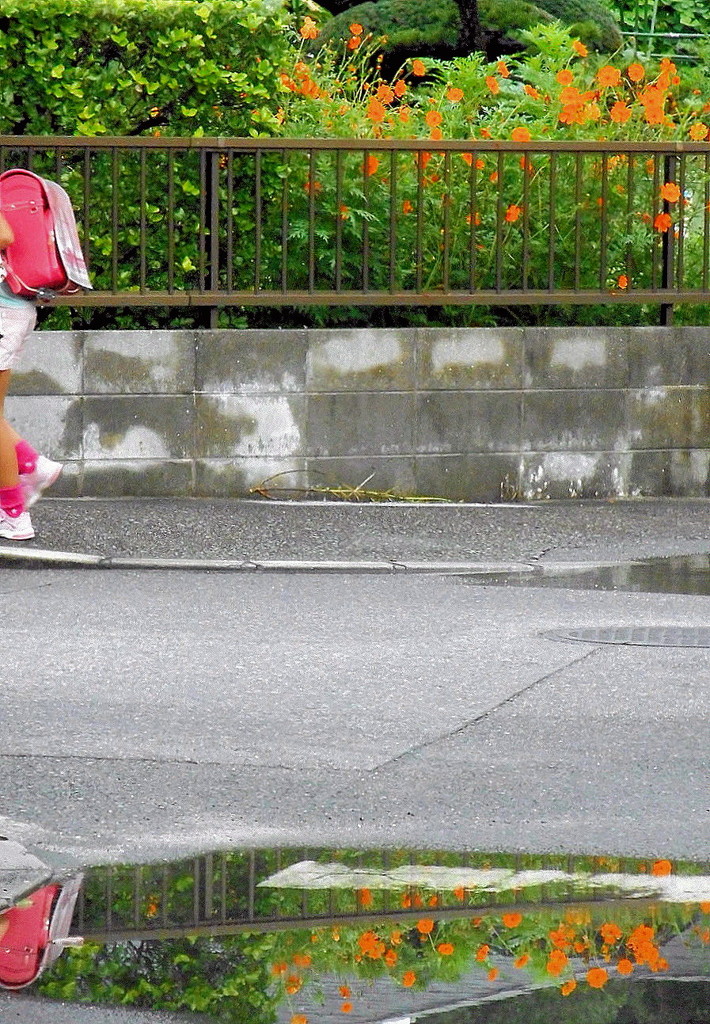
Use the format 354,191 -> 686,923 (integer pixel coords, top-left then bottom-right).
0,484 -> 25,518
15,440 -> 38,475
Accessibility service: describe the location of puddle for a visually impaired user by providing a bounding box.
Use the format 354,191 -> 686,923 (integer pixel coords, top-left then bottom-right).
462,554 -> 710,596
4,848 -> 708,1022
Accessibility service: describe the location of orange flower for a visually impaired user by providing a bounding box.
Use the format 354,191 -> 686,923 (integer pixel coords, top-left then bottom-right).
447,87 -> 464,102
514,954 -> 529,968
341,1003 -> 352,1013
701,903 -> 710,913
560,979 -> 577,996
416,919 -> 435,934
392,79 -> 407,98
366,97 -> 386,122
402,199 -> 414,214
497,61 -> 510,78
401,970 -> 416,987
453,886 -> 466,899
437,942 -> 455,955
572,40 -> 588,56
489,171 -> 499,183
610,101 -> 632,123
502,912 -> 523,928
546,949 -> 568,976
485,76 -> 500,95
487,967 -> 499,981
476,158 -> 485,169
416,151 -> 432,170
689,122 -> 708,140
271,961 -> 288,976
475,944 -> 490,961
292,953 -> 312,967
653,212 -> 672,232
285,976 -> 303,995
511,126 -> 531,142
659,184 -> 680,204
616,958 -> 634,974
349,22 -> 363,35
411,59 -> 426,76
425,109 -> 443,127
376,84 -> 394,104
627,62 -> 645,82
346,36 -> 360,50
339,985 -> 351,997
524,84 -> 542,100
505,204 -> 522,222
291,1016 -> 308,1024
617,274 -> 629,289
398,106 -> 410,123
600,922 -> 622,945
587,967 -> 609,988
597,65 -> 621,88
299,17 -> 318,39
358,888 -> 373,906
384,948 -> 398,966
556,69 -> 574,86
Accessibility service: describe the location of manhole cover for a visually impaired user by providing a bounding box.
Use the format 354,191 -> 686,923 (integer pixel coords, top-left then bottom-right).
542,626 -> 710,648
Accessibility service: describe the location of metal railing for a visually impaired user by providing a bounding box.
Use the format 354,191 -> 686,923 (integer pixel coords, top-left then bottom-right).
3,136 -> 710,324
71,849 -> 676,943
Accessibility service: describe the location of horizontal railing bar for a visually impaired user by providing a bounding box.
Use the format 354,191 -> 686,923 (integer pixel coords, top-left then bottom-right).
3,136 -> 710,154
48,288 -> 710,308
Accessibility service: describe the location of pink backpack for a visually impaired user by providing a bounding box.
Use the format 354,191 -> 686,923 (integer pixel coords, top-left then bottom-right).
0,168 -> 92,298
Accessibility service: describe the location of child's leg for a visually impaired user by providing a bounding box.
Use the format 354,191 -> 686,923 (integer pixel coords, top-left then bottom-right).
0,368 -> 19,488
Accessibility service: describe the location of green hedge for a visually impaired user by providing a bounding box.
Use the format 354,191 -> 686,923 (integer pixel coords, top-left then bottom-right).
0,0 -> 289,137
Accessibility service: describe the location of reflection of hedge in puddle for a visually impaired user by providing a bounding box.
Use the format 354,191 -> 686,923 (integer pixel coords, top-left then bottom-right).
35,849 -> 710,1021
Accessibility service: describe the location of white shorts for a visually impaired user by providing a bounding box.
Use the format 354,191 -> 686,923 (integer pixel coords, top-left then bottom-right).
0,303 -> 37,371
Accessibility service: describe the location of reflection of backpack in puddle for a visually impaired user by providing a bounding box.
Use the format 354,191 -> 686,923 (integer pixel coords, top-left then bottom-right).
0,168 -> 93,299
0,875 -> 83,989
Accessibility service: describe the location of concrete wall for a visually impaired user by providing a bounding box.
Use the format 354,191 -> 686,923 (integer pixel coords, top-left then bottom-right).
7,326 -> 710,501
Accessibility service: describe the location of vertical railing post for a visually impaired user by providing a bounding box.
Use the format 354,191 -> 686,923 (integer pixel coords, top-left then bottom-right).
200,149 -> 220,328
660,152 -> 676,326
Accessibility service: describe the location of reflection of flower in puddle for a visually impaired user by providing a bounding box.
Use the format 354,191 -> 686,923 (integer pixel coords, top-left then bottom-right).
271,886 -> 710,1020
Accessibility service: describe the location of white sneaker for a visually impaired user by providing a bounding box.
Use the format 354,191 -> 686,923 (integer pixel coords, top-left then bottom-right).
0,509 -> 34,541
21,455 -> 63,508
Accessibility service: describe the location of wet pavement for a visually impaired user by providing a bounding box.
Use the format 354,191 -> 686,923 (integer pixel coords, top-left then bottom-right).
0,497 -> 708,1020
4,495 -> 710,567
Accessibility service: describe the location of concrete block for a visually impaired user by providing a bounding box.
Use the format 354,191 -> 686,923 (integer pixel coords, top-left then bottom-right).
519,451 -> 629,500
522,390 -> 628,452
418,327 -> 523,390
12,331 -> 82,395
306,456 -> 416,497
627,326 -> 710,387
306,393 -> 414,456
195,394 -> 305,458
307,329 -> 415,391
5,396 -> 82,459
523,327 -> 629,389
84,330 -> 196,394
196,329 -> 306,393
627,387 -> 710,449
415,453 -> 521,502
82,396 -> 195,459
417,392 -> 521,453
195,457 -> 307,497
81,460 -> 194,497
629,449 -> 710,497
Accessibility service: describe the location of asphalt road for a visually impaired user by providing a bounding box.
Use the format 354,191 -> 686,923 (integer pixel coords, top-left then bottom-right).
1,526 -> 708,869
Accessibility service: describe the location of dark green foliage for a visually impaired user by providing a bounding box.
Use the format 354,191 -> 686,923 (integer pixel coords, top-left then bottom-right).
534,0 -> 622,51
318,0 -> 621,57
